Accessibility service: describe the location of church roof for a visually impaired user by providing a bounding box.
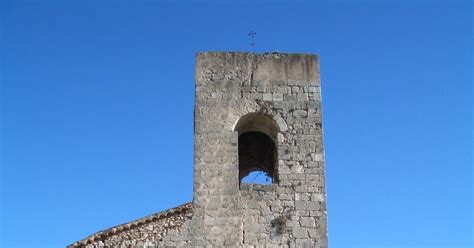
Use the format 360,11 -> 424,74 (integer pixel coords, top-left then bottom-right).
68,202 -> 193,247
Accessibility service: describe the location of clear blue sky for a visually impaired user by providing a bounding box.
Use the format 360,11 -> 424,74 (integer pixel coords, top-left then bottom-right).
1,1 -> 472,247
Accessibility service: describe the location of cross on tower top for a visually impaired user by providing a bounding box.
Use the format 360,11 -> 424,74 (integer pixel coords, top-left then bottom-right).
248,30 -> 256,51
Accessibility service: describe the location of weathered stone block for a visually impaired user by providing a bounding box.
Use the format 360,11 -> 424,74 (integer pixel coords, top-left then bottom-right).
293,228 -> 308,239
263,93 -> 273,101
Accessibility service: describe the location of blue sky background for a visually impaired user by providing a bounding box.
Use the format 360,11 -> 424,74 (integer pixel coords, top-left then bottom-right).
1,1 -> 472,247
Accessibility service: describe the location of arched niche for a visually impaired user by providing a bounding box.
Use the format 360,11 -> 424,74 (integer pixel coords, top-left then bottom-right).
233,113 -> 279,183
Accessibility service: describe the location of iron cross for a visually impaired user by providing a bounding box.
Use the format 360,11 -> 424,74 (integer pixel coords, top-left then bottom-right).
248,30 -> 256,51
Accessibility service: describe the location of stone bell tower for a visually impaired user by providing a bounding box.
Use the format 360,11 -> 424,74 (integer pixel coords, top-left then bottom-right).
68,52 -> 328,247
193,52 -> 328,247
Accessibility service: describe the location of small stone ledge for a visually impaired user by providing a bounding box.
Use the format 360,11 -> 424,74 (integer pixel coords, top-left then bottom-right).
240,183 -> 276,192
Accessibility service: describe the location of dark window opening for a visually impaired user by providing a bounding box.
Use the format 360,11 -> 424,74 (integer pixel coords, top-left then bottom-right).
238,131 -> 276,184
234,113 -> 279,185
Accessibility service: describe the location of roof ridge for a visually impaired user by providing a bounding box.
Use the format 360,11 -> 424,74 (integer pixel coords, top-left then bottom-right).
68,202 -> 193,247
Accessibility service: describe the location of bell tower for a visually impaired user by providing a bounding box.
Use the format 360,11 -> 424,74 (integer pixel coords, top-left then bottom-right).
193,52 -> 328,247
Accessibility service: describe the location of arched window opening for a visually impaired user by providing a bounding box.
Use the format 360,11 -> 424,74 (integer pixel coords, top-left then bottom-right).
234,113 -> 278,185
239,132 -> 275,184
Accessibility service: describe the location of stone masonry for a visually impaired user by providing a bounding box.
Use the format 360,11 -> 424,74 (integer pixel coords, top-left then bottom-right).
69,52 -> 328,248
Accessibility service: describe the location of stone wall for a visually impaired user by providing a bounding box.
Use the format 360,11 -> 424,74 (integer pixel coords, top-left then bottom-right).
70,52 -> 328,248
193,52 -> 327,247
